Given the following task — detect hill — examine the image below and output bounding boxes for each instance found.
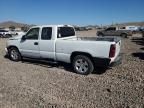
[0,21,144,29]
[0,21,33,28]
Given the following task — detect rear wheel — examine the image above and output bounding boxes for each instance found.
[9,47,21,61]
[72,55,94,75]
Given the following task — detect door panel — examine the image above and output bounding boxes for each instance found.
[39,40,55,59]
[39,27,55,60]
[20,40,40,58]
[20,28,40,58]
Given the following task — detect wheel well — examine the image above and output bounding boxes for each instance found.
[7,46,19,52]
[71,52,94,63]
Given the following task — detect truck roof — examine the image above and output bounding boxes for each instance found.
[31,25,74,28]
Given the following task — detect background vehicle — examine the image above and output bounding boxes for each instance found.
[75,27,89,31]
[97,26,132,38]
[139,27,144,32]
[0,29,12,38]
[119,26,140,31]
[10,31,25,36]
[119,26,141,34]
[5,25,122,75]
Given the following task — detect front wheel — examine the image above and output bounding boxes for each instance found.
[9,47,21,61]
[72,55,94,75]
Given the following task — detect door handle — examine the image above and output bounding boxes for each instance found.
[34,42,38,45]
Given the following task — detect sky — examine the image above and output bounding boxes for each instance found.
[0,0,144,25]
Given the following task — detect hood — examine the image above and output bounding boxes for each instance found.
[9,35,23,40]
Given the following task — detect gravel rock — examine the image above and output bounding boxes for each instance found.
[0,32,144,108]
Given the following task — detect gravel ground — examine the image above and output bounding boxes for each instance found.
[0,31,144,108]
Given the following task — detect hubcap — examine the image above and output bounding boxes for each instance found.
[75,59,89,73]
[11,50,19,60]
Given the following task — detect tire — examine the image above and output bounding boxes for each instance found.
[72,55,94,75]
[121,33,127,38]
[9,47,21,61]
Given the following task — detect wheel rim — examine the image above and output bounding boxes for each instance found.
[75,59,89,73]
[10,50,19,60]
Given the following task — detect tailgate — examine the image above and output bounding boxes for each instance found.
[96,36,121,58]
[115,39,121,58]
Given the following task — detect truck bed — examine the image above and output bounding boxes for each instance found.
[78,36,121,43]
[62,36,121,43]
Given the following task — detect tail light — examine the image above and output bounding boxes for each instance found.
[109,44,116,58]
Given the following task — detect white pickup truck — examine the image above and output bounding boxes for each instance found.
[5,25,122,75]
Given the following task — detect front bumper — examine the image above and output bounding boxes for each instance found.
[5,47,8,55]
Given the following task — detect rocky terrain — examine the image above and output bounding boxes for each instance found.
[0,31,143,108]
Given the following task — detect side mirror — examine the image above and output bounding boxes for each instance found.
[21,35,26,40]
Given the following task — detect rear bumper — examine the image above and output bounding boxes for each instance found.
[93,54,122,67]
[93,57,111,67]
[110,54,122,67]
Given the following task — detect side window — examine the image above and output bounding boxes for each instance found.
[120,27,126,29]
[106,27,116,31]
[106,28,111,31]
[25,28,39,40]
[113,27,116,30]
[57,27,75,38]
[41,27,52,40]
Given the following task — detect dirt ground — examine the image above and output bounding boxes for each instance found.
[0,30,144,108]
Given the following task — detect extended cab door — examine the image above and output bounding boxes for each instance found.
[20,27,40,58]
[39,27,55,60]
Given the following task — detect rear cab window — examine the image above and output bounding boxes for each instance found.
[57,27,75,38]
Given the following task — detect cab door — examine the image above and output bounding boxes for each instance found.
[39,27,56,60]
[20,28,40,58]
